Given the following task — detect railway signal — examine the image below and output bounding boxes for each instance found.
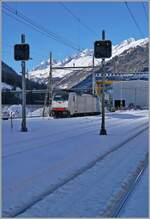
[94,30,112,135]
[94,40,112,58]
[14,34,30,132]
[14,44,30,61]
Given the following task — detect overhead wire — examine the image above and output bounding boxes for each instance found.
[3,5,80,51]
[59,2,99,37]
[141,2,148,21]
[124,2,145,38]
[3,10,67,58]
[78,19,81,51]
[3,4,81,51]
[3,3,79,49]
[3,10,64,44]
[2,41,50,59]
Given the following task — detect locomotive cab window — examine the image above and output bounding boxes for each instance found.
[53,93,69,101]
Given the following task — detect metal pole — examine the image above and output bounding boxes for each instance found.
[92,54,95,95]
[10,112,13,130]
[21,34,27,132]
[48,52,52,116]
[100,30,107,135]
[42,88,48,117]
[120,78,123,109]
[135,87,136,107]
[117,59,123,109]
[26,68,29,79]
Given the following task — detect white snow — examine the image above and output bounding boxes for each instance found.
[19,129,148,217]
[27,107,50,117]
[1,82,13,90]
[111,38,149,59]
[1,82,21,91]
[2,105,46,118]
[2,110,148,217]
[119,167,148,217]
[7,105,22,117]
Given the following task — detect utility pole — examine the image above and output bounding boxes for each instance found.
[42,52,53,117]
[100,30,107,135]
[92,54,95,95]
[115,57,122,109]
[135,87,136,106]
[48,52,53,116]
[120,81,123,109]
[43,88,48,117]
[21,34,27,132]
[26,68,29,79]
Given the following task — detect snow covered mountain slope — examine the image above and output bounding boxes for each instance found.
[29,37,148,83]
[112,38,148,58]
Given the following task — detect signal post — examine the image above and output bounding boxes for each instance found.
[21,34,27,132]
[94,30,112,135]
[14,34,30,132]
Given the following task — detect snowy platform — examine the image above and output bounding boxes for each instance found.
[2,110,149,217]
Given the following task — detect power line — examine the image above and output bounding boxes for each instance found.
[3,4,80,49]
[3,41,49,59]
[3,5,80,50]
[3,4,81,51]
[59,2,98,37]
[124,2,145,38]
[3,10,67,54]
[78,19,81,51]
[141,2,148,21]
[3,10,63,44]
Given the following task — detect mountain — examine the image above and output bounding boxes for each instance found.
[2,61,46,90]
[29,37,149,89]
[2,62,48,105]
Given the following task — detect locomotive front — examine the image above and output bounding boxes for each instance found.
[51,91,70,117]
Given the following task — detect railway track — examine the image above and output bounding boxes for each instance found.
[4,111,146,147]
[100,153,148,217]
[4,110,148,148]
[3,115,103,147]
[3,124,148,217]
[3,119,147,159]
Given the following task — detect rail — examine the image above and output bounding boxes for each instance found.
[100,153,148,217]
[5,123,148,217]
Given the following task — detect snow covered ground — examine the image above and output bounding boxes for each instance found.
[2,105,46,118]
[2,82,21,91]
[2,110,149,217]
[119,167,148,217]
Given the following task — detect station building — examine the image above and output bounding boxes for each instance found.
[110,80,148,109]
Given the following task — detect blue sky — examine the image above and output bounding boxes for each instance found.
[2,1,148,73]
